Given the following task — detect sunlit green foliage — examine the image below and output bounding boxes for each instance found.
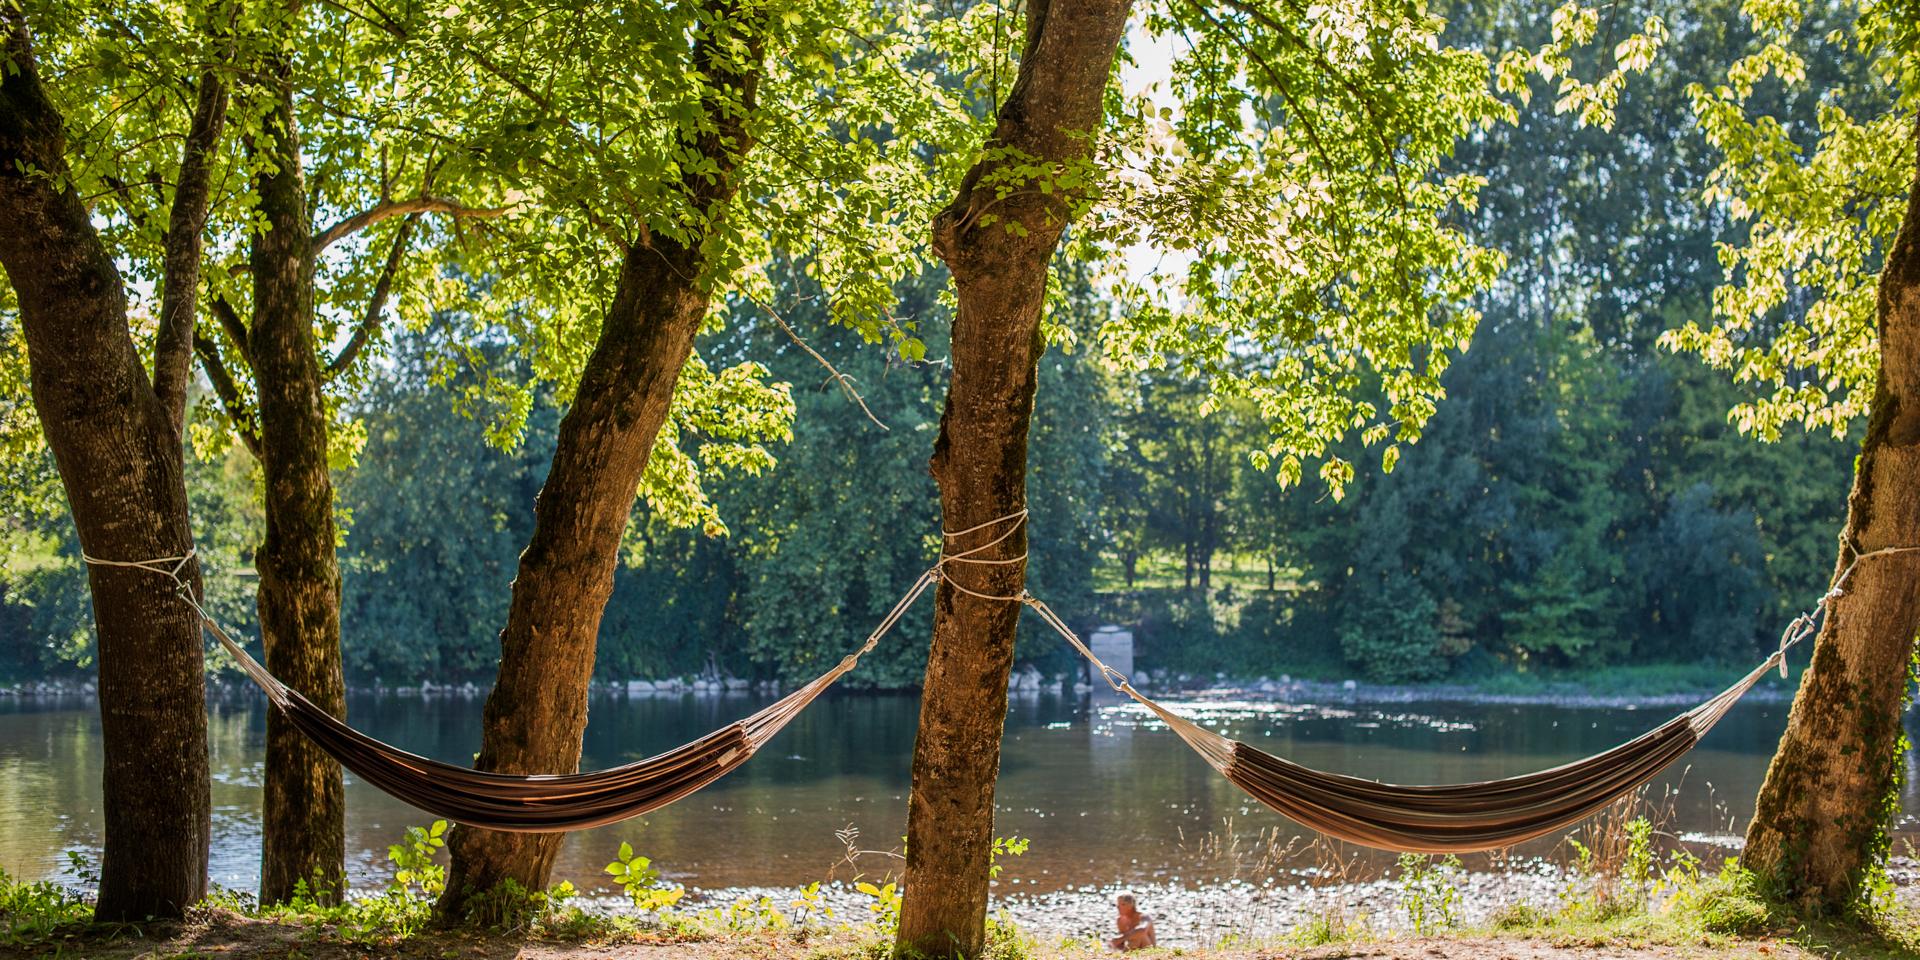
[1661,0,1919,437]
[604,841,686,914]
[1099,0,1517,498]
[389,0,964,429]
[1115,0,1860,682]
[0,308,56,530]
[1494,1,1668,129]
[0,0,1890,691]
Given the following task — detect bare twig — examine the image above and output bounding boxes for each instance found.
[744,292,890,431]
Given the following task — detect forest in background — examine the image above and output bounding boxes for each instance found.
[0,0,1872,689]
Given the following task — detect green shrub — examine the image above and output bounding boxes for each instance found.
[261,822,454,942]
[679,895,788,936]
[1396,853,1462,934]
[386,820,447,899]
[605,842,686,915]
[1341,574,1451,683]
[0,868,92,945]
[1675,865,1773,937]
[1489,901,1552,931]
[983,912,1035,960]
[1289,909,1356,946]
[854,880,900,935]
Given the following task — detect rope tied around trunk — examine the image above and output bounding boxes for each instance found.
[1764,543,1920,679]
[81,546,293,707]
[935,508,1029,602]
[79,549,197,584]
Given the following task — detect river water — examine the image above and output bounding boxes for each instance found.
[0,688,1914,898]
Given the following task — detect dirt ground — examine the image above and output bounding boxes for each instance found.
[0,912,1884,960]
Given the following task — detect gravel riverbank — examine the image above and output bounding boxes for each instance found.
[674,871,1567,944]
[645,854,1920,946]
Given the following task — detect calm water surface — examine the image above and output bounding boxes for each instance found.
[0,689,1914,895]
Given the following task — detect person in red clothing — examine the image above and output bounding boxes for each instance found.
[1108,892,1156,950]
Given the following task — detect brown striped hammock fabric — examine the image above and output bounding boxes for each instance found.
[1025,595,1790,854]
[175,557,1790,851]
[1141,662,1769,852]
[193,570,939,833]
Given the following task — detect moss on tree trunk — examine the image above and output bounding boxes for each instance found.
[247,73,349,904]
[1741,119,1920,911]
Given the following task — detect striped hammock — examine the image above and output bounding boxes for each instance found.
[89,519,1834,852]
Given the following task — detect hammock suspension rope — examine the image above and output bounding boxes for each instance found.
[79,517,1919,852]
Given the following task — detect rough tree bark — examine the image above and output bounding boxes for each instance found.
[1742,121,1920,909]
[896,1,1130,955]
[246,71,348,903]
[435,8,765,920]
[0,7,226,921]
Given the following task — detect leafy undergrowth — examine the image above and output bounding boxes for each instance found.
[0,894,1911,960]
[0,818,1914,960]
[1473,867,1920,960]
[0,912,1905,960]
[1273,823,1920,960]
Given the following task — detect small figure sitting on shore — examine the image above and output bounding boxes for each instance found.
[1108,892,1156,951]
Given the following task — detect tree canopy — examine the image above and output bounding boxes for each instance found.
[0,0,1888,690]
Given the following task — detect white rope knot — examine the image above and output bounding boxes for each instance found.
[78,547,294,705]
[81,547,198,590]
[936,509,1029,603]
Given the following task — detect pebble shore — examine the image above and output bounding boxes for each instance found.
[641,854,1920,946]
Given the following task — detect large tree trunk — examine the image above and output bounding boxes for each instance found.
[437,242,711,917]
[896,1,1129,955]
[1741,121,1920,910]
[436,13,763,910]
[0,8,221,921]
[247,75,348,904]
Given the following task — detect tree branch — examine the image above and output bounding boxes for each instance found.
[208,295,253,368]
[152,60,233,434]
[311,196,510,256]
[1216,0,1408,202]
[193,331,261,457]
[326,213,417,378]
